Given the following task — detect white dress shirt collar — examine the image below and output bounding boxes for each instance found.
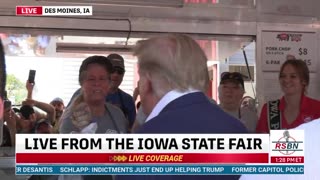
[145,89,200,123]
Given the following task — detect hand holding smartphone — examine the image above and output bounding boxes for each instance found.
[4,100,11,110]
[27,70,36,99]
[3,90,11,109]
[28,70,36,84]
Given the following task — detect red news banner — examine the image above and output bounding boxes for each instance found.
[16,134,271,164]
[16,153,268,164]
[16,6,92,16]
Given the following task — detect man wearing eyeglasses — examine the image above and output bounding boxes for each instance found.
[218,72,258,132]
[106,54,136,129]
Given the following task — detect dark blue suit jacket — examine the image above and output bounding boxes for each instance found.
[117,92,247,180]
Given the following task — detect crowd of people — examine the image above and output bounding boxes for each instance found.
[1,33,319,180]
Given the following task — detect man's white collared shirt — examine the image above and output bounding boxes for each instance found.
[145,89,199,123]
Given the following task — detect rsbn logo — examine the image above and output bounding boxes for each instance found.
[272,130,303,155]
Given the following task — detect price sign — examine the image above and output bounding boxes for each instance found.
[298,48,308,56]
[261,31,317,72]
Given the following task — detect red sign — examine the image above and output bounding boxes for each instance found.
[16,6,42,16]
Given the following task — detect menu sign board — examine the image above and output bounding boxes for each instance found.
[261,31,317,72]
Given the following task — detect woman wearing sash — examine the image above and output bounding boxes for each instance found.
[256,59,320,133]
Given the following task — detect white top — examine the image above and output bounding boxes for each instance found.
[240,119,320,180]
[145,89,199,123]
[136,106,147,124]
[219,105,258,132]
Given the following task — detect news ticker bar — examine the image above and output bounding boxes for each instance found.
[16,165,304,175]
[16,153,269,164]
[16,6,92,16]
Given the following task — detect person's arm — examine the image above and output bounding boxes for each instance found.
[256,103,269,133]
[66,88,81,108]
[25,80,56,121]
[26,80,34,99]
[4,109,18,145]
[23,99,55,123]
[8,124,16,146]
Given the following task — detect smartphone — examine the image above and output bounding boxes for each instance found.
[28,70,36,84]
[3,90,11,109]
[4,100,11,109]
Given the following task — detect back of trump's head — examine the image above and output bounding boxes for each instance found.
[133,34,209,97]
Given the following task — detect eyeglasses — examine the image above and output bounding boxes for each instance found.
[221,72,243,80]
[220,72,245,90]
[112,68,125,75]
[220,84,241,90]
[85,77,110,84]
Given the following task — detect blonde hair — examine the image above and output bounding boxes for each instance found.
[133,34,209,97]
